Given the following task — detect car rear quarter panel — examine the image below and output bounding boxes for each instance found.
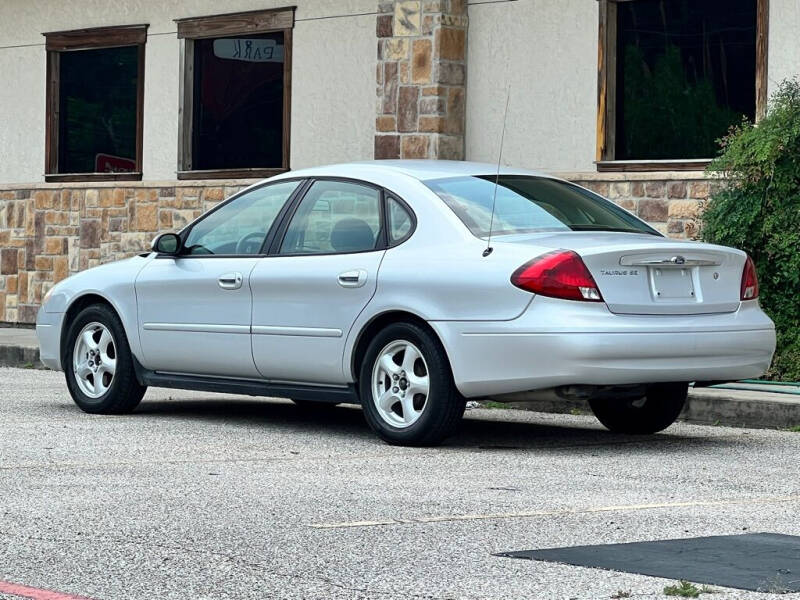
[430,296,776,397]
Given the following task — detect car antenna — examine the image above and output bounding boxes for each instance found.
[483,87,511,258]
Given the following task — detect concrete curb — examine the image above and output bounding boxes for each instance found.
[0,344,42,369]
[494,386,800,431]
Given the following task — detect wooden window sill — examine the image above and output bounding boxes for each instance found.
[44,172,143,183]
[177,168,288,181]
[596,159,711,173]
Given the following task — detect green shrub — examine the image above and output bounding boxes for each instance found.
[702,78,800,381]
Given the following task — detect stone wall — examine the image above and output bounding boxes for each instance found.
[0,173,716,326]
[566,174,715,239]
[0,182,248,324]
[375,0,468,160]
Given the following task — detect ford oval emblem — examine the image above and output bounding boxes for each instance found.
[671,256,686,265]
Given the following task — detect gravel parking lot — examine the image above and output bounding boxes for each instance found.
[1,367,800,600]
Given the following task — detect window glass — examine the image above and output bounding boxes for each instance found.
[280,181,382,254]
[425,176,658,238]
[58,46,139,173]
[616,0,756,159]
[388,196,413,244]
[183,180,299,255]
[192,32,285,170]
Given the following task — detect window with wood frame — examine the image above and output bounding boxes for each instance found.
[596,0,769,172]
[43,25,147,182]
[176,7,294,180]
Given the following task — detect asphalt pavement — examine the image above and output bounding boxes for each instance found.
[1,367,800,599]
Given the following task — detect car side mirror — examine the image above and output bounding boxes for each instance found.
[152,232,181,255]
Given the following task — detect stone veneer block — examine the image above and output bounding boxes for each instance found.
[375,134,401,159]
[394,1,421,36]
[412,39,432,83]
[401,135,430,158]
[397,86,420,132]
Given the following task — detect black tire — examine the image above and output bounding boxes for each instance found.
[63,303,146,415]
[589,382,689,434]
[290,399,340,410]
[359,322,466,446]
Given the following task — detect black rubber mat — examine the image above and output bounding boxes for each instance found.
[497,533,800,593]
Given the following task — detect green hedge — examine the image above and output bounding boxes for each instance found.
[702,79,800,381]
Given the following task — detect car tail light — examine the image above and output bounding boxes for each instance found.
[740,255,759,300]
[511,250,604,302]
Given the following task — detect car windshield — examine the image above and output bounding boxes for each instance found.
[425,175,659,238]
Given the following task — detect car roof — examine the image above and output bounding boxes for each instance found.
[277,160,554,183]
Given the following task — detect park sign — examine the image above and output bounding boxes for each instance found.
[213,38,284,63]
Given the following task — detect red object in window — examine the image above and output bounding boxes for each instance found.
[95,153,136,173]
[740,255,759,300]
[511,250,604,302]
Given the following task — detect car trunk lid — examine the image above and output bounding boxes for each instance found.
[496,232,745,315]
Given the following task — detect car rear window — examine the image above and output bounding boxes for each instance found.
[425,175,659,237]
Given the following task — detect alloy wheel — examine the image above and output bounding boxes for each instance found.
[73,322,117,399]
[371,340,430,428]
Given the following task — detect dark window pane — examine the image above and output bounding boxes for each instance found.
[616,0,757,160]
[58,46,139,173]
[192,32,285,170]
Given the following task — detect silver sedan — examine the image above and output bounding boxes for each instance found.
[36,161,776,445]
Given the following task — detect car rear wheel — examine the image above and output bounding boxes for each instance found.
[63,304,146,414]
[589,382,689,434]
[359,322,465,446]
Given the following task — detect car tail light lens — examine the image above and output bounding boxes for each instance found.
[511,250,604,302]
[740,255,759,300]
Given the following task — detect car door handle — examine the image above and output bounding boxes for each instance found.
[338,269,367,288]
[218,272,243,290]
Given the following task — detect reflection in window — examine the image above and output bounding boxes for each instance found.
[192,32,285,170]
[280,181,382,255]
[426,176,657,237]
[183,180,299,255]
[616,0,757,160]
[388,196,413,244]
[58,46,139,173]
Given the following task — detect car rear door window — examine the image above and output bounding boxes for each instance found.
[279,181,383,255]
[183,180,300,255]
[387,196,413,245]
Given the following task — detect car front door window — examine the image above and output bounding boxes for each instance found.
[183,180,300,255]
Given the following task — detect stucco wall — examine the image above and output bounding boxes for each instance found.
[465,0,599,172]
[768,0,800,98]
[0,0,377,185]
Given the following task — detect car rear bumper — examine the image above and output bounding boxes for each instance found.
[431,298,776,398]
[36,308,64,371]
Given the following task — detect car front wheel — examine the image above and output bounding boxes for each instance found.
[63,303,146,414]
[588,382,689,434]
[359,322,465,446]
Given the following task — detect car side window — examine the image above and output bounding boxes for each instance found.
[183,180,300,255]
[387,195,413,245]
[279,180,383,255]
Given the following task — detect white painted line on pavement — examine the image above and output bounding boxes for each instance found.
[309,494,800,529]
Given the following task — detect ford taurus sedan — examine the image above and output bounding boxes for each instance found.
[36,161,776,445]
